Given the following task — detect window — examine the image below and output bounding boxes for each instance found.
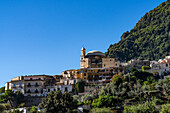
[166,64,168,67]
[27,83,31,87]
[48,89,50,92]
[13,84,16,87]
[27,89,31,93]
[35,82,38,86]
[35,89,38,93]
[41,90,43,94]
[65,87,68,92]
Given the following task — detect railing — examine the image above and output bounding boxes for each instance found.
[27,85,31,87]
[35,84,40,87]
[19,86,23,88]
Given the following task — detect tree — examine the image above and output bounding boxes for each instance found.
[30,106,39,113]
[100,73,129,99]
[0,90,24,107]
[62,92,77,112]
[124,101,158,113]
[92,94,122,108]
[130,67,137,73]
[40,91,77,113]
[81,94,94,102]
[0,89,15,103]
[0,86,5,94]
[75,81,85,93]
[0,104,5,113]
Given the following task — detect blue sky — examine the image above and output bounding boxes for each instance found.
[0,0,166,87]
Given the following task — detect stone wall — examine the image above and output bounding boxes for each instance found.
[23,96,43,107]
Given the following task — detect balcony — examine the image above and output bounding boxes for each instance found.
[27,90,31,93]
[35,84,40,87]
[27,85,31,87]
[12,86,16,88]
[35,90,39,93]
[19,86,23,88]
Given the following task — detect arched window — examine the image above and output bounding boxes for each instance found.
[27,83,31,87]
[48,89,50,92]
[35,82,38,86]
[27,89,31,93]
[35,89,38,93]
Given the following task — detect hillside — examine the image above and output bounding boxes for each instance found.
[106,0,170,62]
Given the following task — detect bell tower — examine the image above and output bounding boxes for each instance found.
[80,47,86,68]
[81,47,86,58]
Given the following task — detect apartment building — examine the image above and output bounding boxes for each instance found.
[5,75,72,96]
[159,56,170,76]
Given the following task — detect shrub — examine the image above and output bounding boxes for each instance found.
[92,95,122,108]
[142,66,151,71]
[0,104,5,113]
[160,104,170,113]
[124,101,158,113]
[89,107,112,113]
[30,106,39,113]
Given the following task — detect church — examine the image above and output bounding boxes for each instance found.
[80,47,121,68]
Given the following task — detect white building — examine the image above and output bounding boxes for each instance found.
[159,56,170,76]
[5,75,73,97]
[43,85,72,96]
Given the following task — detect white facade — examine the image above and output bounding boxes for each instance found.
[159,59,170,76]
[43,85,72,96]
[24,80,44,96]
[6,81,25,94]
[5,75,73,97]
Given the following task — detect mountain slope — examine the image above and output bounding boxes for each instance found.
[106,0,170,62]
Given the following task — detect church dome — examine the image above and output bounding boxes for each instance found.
[85,50,105,57]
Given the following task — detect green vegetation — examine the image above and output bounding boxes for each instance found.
[40,90,77,113]
[88,70,170,112]
[0,90,24,108]
[142,66,151,70]
[0,87,5,94]
[0,103,10,113]
[0,104,5,113]
[92,95,122,108]
[75,81,85,93]
[106,0,170,61]
[89,107,112,113]
[160,104,170,113]
[124,102,170,113]
[29,106,40,113]
[71,69,170,112]
[124,101,158,113]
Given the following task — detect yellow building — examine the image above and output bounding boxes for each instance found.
[61,67,125,85]
[80,47,120,68]
[60,47,126,85]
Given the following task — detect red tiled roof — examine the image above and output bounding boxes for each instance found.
[160,60,170,64]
